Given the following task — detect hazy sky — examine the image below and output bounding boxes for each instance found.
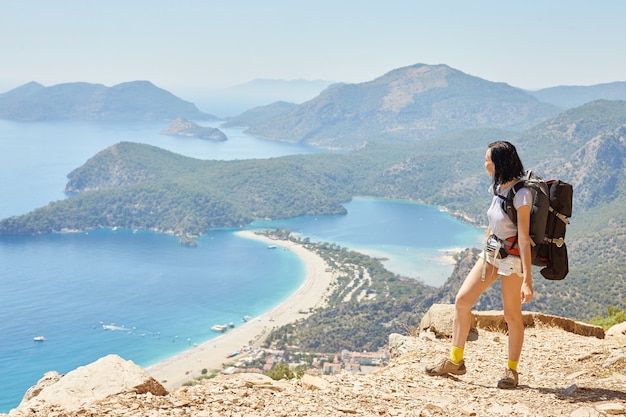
[2,1,625,96]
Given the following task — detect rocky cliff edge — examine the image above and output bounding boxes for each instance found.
[5,305,625,417]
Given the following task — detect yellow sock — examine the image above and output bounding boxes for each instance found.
[507,359,519,371]
[450,346,464,364]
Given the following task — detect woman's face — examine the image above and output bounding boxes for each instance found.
[484,148,495,178]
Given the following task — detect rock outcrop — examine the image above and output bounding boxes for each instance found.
[9,355,166,416]
[607,321,626,339]
[419,303,606,339]
[5,309,625,417]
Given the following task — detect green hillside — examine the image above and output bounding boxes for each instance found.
[1,101,626,321]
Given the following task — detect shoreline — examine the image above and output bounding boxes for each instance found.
[146,230,335,389]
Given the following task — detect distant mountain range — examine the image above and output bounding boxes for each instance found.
[528,81,626,108]
[0,80,218,122]
[243,64,561,149]
[203,75,626,119]
[226,65,626,150]
[2,64,625,131]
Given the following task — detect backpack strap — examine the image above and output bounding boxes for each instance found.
[549,206,570,225]
[497,176,537,254]
[544,206,569,248]
[497,179,525,224]
[544,235,565,248]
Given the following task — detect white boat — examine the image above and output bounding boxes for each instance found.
[102,324,128,331]
[242,315,253,322]
[33,336,46,341]
[211,324,228,333]
[267,245,277,249]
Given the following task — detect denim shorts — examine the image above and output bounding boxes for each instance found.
[480,248,523,276]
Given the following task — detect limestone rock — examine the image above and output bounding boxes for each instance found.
[300,374,330,390]
[530,312,606,339]
[11,354,166,414]
[596,402,626,415]
[419,303,457,338]
[472,309,535,332]
[19,371,62,403]
[606,321,626,338]
[602,347,626,368]
[420,304,605,339]
[388,332,424,358]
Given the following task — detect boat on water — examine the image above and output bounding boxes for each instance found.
[102,324,129,331]
[211,324,228,333]
[242,315,253,322]
[267,245,277,249]
[33,336,46,341]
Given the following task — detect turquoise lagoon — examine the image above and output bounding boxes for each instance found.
[0,121,483,411]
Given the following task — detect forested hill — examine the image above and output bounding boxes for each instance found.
[3,131,501,239]
[1,100,625,319]
[0,80,218,122]
[5,100,626,240]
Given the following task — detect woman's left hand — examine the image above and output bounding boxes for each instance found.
[521,282,534,304]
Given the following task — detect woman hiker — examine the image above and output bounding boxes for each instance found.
[425,140,534,389]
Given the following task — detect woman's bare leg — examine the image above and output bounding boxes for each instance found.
[452,258,499,349]
[500,273,525,362]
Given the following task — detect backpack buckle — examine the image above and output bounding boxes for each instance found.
[547,237,565,248]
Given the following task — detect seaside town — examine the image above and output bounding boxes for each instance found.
[212,345,389,382]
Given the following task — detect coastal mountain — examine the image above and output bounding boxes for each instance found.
[2,102,626,241]
[244,63,562,149]
[2,100,626,320]
[0,81,218,122]
[508,100,626,203]
[221,101,298,128]
[529,81,626,108]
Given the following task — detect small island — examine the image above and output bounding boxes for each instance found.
[161,118,227,141]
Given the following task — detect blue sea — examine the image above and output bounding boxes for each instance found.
[0,120,483,412]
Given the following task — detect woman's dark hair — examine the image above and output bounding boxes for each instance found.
[488,141,524,191]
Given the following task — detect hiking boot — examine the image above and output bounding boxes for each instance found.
[425,358,466,376]
[497,368,518,389]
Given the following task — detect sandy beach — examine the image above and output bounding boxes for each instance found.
[436,247,466,265]
[147,230,335,389]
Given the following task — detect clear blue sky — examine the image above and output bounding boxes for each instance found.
[2,1,625,96]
